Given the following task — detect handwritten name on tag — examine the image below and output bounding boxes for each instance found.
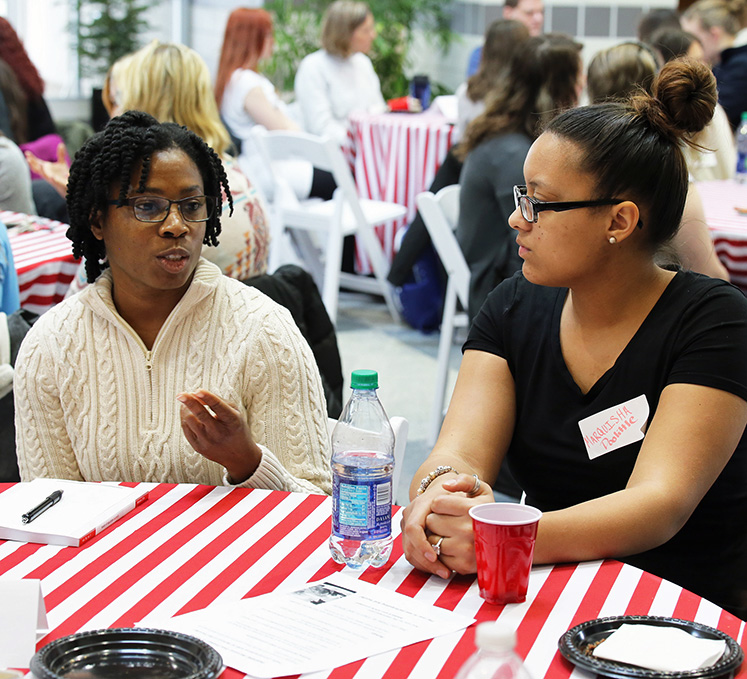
[578,395,649,460]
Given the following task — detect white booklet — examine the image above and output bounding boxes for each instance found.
[0,478,149,547]
[138,571,475,678]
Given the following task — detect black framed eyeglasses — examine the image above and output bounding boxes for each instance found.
[107,195,219,223]
[513,185,625,223]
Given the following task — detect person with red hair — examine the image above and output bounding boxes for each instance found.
[215,8,334,201]
[0,17,55,143]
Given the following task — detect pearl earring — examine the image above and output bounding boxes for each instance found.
[609,236,617,244]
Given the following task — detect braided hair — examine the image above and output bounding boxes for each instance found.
[66,110,233,283]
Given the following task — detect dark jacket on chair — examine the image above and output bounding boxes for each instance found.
[1,309,38,481]
[243,265,344,418]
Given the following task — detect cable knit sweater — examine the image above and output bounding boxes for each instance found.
[14,259,332,494]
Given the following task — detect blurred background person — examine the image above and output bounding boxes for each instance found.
[682,0,747,129]
[294,0,386,146]
[456,33,584,322]
[0,58,30,146]
[28,40,270,286]
[387,19,531,295]
[109,41,271,282]
[0,17,55,144]
[0,132,35,214]
[215,7,335,202]
[636,7,682,44]
[586,41,658,103]
[466,0,545,77]
[587,42,729,281]
[648,27,736,180]
[455,19,530,141]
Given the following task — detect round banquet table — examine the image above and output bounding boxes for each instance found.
[1,483,744,679]
[2,211,77,314]
[346,110,455,274]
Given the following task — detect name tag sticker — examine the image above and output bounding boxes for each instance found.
[578,394,649,460]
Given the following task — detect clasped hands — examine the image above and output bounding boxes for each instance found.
[401,473,493,579]
[177,389,261,484]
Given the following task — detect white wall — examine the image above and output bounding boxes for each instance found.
[5,0,682,120]
[413,0,681,92]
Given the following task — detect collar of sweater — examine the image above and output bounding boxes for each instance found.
[81,257,222,328]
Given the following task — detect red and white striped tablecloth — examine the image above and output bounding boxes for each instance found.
[3,211,77,314]
[696,180,747,293]
[1,483,743,678]
[347,111,454,273]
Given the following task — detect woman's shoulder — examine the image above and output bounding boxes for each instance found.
[20,294,90,353]
[462,132,531,179]
[476,131,531,154]
[298,50,326,69]
[230,68,270,91]
[349,52,376,73]
[668,270,747,312]
[466,131,531,163]
[218,276,296,323]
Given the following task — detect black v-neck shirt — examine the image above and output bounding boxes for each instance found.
[465,270,747,616]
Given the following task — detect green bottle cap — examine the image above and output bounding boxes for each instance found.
[350,369,378,389]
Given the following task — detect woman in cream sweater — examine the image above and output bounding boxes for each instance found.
[14,111,331,494]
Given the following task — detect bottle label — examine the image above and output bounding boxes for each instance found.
[332,475,392,540]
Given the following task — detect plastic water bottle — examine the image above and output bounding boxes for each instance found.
[410,74,431,110]
[455,623,534,679]
[329,369,395,568]
[736,112,747,183]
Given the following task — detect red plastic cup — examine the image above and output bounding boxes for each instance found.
[469,503,542,604]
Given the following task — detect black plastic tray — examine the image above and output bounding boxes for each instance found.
[30,627,223,679]
[558,615,743,679]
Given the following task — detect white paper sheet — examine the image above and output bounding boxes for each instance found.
[0,579,48,669]
[139,572,474,678]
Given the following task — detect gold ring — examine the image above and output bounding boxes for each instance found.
[432,536,445,556]
[466,474,481,497]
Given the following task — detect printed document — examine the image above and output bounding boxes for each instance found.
[139,571,474,677]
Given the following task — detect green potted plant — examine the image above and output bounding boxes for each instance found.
[74,0,151,83]
[72,0,151,129]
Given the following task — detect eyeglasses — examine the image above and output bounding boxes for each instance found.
[107,195,218,223]
[513,185,624,223]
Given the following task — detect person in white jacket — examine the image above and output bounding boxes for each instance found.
[294,1,387,146]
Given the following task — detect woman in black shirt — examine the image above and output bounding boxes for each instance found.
[401,57,747,618]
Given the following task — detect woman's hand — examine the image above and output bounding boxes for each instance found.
[24,142,70,198]
[178,389,262,484]
[401,473,493,579]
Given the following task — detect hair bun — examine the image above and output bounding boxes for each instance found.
[630,57,717,142]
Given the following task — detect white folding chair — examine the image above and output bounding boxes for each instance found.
[416,186,470,446]
[249,127,407,324]
[327,415,409,505]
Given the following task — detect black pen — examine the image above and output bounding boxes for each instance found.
[22,490,63,524]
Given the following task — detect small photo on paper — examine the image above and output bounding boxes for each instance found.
[292,583,353,605]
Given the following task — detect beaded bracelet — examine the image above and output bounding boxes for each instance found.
[416,465,459,495]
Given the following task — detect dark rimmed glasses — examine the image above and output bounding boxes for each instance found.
[513,185,625,223]
[107,195,219,223]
